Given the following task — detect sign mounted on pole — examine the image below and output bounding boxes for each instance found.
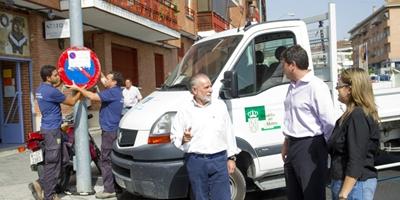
[58,46,101,89]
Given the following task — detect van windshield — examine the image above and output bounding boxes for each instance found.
[162,35,243,90]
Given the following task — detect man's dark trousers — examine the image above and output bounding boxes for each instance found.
[100,131,117,193]
[284,135,328,200]
[39,128,68,200]
[185,151,230,200]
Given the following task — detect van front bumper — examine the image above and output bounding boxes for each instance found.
[111,143,188,199]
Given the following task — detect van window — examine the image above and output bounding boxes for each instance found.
[236,43,256,96]
[234,31,296,97]
[163,35,242,90]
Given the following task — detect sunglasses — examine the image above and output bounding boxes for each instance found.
[335,83,350,90]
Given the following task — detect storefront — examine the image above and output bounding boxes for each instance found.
[0,10,33,145]
[0,3,182,146]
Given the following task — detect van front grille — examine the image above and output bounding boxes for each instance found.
[118,129,137,147]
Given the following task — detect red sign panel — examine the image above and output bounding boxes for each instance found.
[58,46,101,89]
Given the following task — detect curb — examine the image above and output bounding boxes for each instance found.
[0,148,22,158]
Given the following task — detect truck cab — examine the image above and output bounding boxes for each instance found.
[111,20,315,200]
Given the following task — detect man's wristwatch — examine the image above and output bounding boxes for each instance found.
[228,155,237,162]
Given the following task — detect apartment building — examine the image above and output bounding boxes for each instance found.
[0,0,261,145]
[337,40,353,71]
[349,0,400,74]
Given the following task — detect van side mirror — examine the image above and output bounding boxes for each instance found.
[220,71,238,99]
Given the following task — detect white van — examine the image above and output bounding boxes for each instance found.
[111,20,400,200]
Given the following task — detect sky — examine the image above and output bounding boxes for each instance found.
[266,0,385,40]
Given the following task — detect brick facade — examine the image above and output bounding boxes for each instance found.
[1,7,180,142]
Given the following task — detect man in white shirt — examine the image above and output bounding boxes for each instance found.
[122,78,142,114]
[170,73,240,200]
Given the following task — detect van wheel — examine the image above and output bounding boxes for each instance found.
[230,169,246,200]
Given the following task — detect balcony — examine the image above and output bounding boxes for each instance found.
[197,11,229,32]
[107,0,179,30]
[57,0,181,43]
[13,0,180,44]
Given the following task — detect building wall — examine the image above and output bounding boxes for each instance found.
[6,8,180,135]
[350,6,395,69]
[28,0,60,10]
[386,0,400,3]
[179,36,195,62]
[351,3,400,69]
[367,17,386,65]
[229,1,246,28]
[388,8,400,60]
[90,32,177,96]
[28,12,76,131]
[176,0,197,36]
[29,14,67,90]
[20,62,33,136]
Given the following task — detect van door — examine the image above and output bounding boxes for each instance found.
[226,31,297,171]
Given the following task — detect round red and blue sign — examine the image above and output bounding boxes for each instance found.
[58,46,101,89]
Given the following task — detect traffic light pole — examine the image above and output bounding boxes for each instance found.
[69,0,93,194]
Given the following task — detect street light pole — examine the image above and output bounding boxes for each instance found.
[69,0,93,194]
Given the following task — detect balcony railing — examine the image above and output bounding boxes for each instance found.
[106,0,179,30]
[197,11,229,32]
[185,6,195,20]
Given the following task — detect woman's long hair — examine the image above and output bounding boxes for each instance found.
[339,68,379,124]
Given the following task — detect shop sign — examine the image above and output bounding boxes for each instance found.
[45,19,70,39]
[0,11,30,57]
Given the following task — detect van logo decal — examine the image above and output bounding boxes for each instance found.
[245,106,265,133]
[245,106,281,132]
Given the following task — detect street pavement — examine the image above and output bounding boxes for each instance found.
[0,129,113,200]
[1,130,400,200]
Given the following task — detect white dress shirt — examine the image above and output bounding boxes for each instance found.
[283,72,336,141]
[122,86,142,108]
[171,99,240,157]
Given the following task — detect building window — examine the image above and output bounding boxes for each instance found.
[384,11,389,19]
[385,43,390,54]
[185,0,195,19]
[384,27,390,37]
[395,62,400,69]
[198,0,211,12]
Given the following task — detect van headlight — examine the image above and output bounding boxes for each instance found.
[148,112,176,144]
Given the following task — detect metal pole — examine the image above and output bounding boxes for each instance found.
[328,3,338,105]
[69,0,93,194]
[258,0,262,22]
[328,3,343,118]
[264,0,267,22]
[70,0,83,46]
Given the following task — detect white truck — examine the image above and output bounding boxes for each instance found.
[111,6,400,200]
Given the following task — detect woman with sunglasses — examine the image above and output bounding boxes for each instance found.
[328,68,380,200]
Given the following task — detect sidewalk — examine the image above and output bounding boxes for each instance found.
[0,129,118,200]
